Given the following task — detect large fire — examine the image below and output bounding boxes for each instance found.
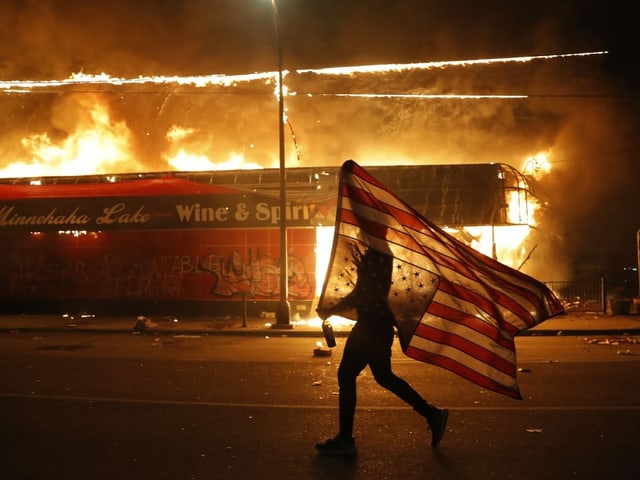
[0,53,569,285]
[0,50,602,177]
[442,151,552,271]
[2,95,135,177]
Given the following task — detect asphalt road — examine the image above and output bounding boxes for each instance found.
[0,330,639,480]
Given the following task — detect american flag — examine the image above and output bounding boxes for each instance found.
[317,160,564,399]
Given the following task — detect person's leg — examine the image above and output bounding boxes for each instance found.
[369,349,433,412]
[368,339,449,447]
[337,330,368,439]
[316,329,367,457]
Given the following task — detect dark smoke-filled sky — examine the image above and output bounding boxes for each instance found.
[0,0,638,283]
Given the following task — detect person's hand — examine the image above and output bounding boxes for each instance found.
[316,306,331,320]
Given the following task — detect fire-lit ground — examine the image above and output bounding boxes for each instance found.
[0,325,638,479]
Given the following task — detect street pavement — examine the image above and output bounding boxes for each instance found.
[1,310,639,479]
[1,310,639,337]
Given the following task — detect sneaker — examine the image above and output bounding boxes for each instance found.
[428,408,449,447]
[315,435,357,457]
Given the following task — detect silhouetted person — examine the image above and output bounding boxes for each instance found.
[315,246,448,457]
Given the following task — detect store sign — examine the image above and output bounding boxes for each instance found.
[0,194,318,231]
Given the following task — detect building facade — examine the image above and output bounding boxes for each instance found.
[0,163,536,317]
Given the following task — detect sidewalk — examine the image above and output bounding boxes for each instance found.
[0,311,639,337]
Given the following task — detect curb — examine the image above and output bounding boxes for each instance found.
[2,325,639,337]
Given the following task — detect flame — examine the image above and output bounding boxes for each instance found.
[0,51,605,93]
[0,53,568,276]
[0,71,278,92]
[0,51,605,178]
[459,224,532,267]
[310,93,527,99]
[297,51,607,76]
[315,226,335,297]
[441,156,551,269]
[507,180,536,225]
[167,151,263,171]
[165,126,264,171]
[0,96,267,178]
[522,152,552,179]
[1,96,135,177]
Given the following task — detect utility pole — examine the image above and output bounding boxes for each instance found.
[271,0,291,328]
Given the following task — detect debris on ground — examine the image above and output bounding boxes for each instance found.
[133,315,157,333]
[583,335,638,356]
[584,336,638,346]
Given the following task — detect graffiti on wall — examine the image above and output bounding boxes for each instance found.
[191,249,312,299]
[7,247,313,301]
[8,251,89,297]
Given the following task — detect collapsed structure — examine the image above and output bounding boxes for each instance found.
[0,163,538,316]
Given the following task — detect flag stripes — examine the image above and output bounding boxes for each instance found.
[425,297,518,351]
[404,343,519,398]
[340,184,551,331]
[413,322,516,374]
[319,160,564,399]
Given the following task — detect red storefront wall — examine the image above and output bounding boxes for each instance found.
[1,227,316,316]
[0,176,318,316]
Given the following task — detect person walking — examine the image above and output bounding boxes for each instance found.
[315,245,448,457]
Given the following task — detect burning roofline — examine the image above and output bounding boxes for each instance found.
[0,162,537,229]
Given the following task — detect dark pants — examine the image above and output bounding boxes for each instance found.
[337,322,433,438]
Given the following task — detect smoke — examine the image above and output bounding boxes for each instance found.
[0,0,636,277]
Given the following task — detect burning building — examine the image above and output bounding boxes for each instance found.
[0,162,543,317]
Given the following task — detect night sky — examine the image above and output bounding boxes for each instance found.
[0,0,637,284]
